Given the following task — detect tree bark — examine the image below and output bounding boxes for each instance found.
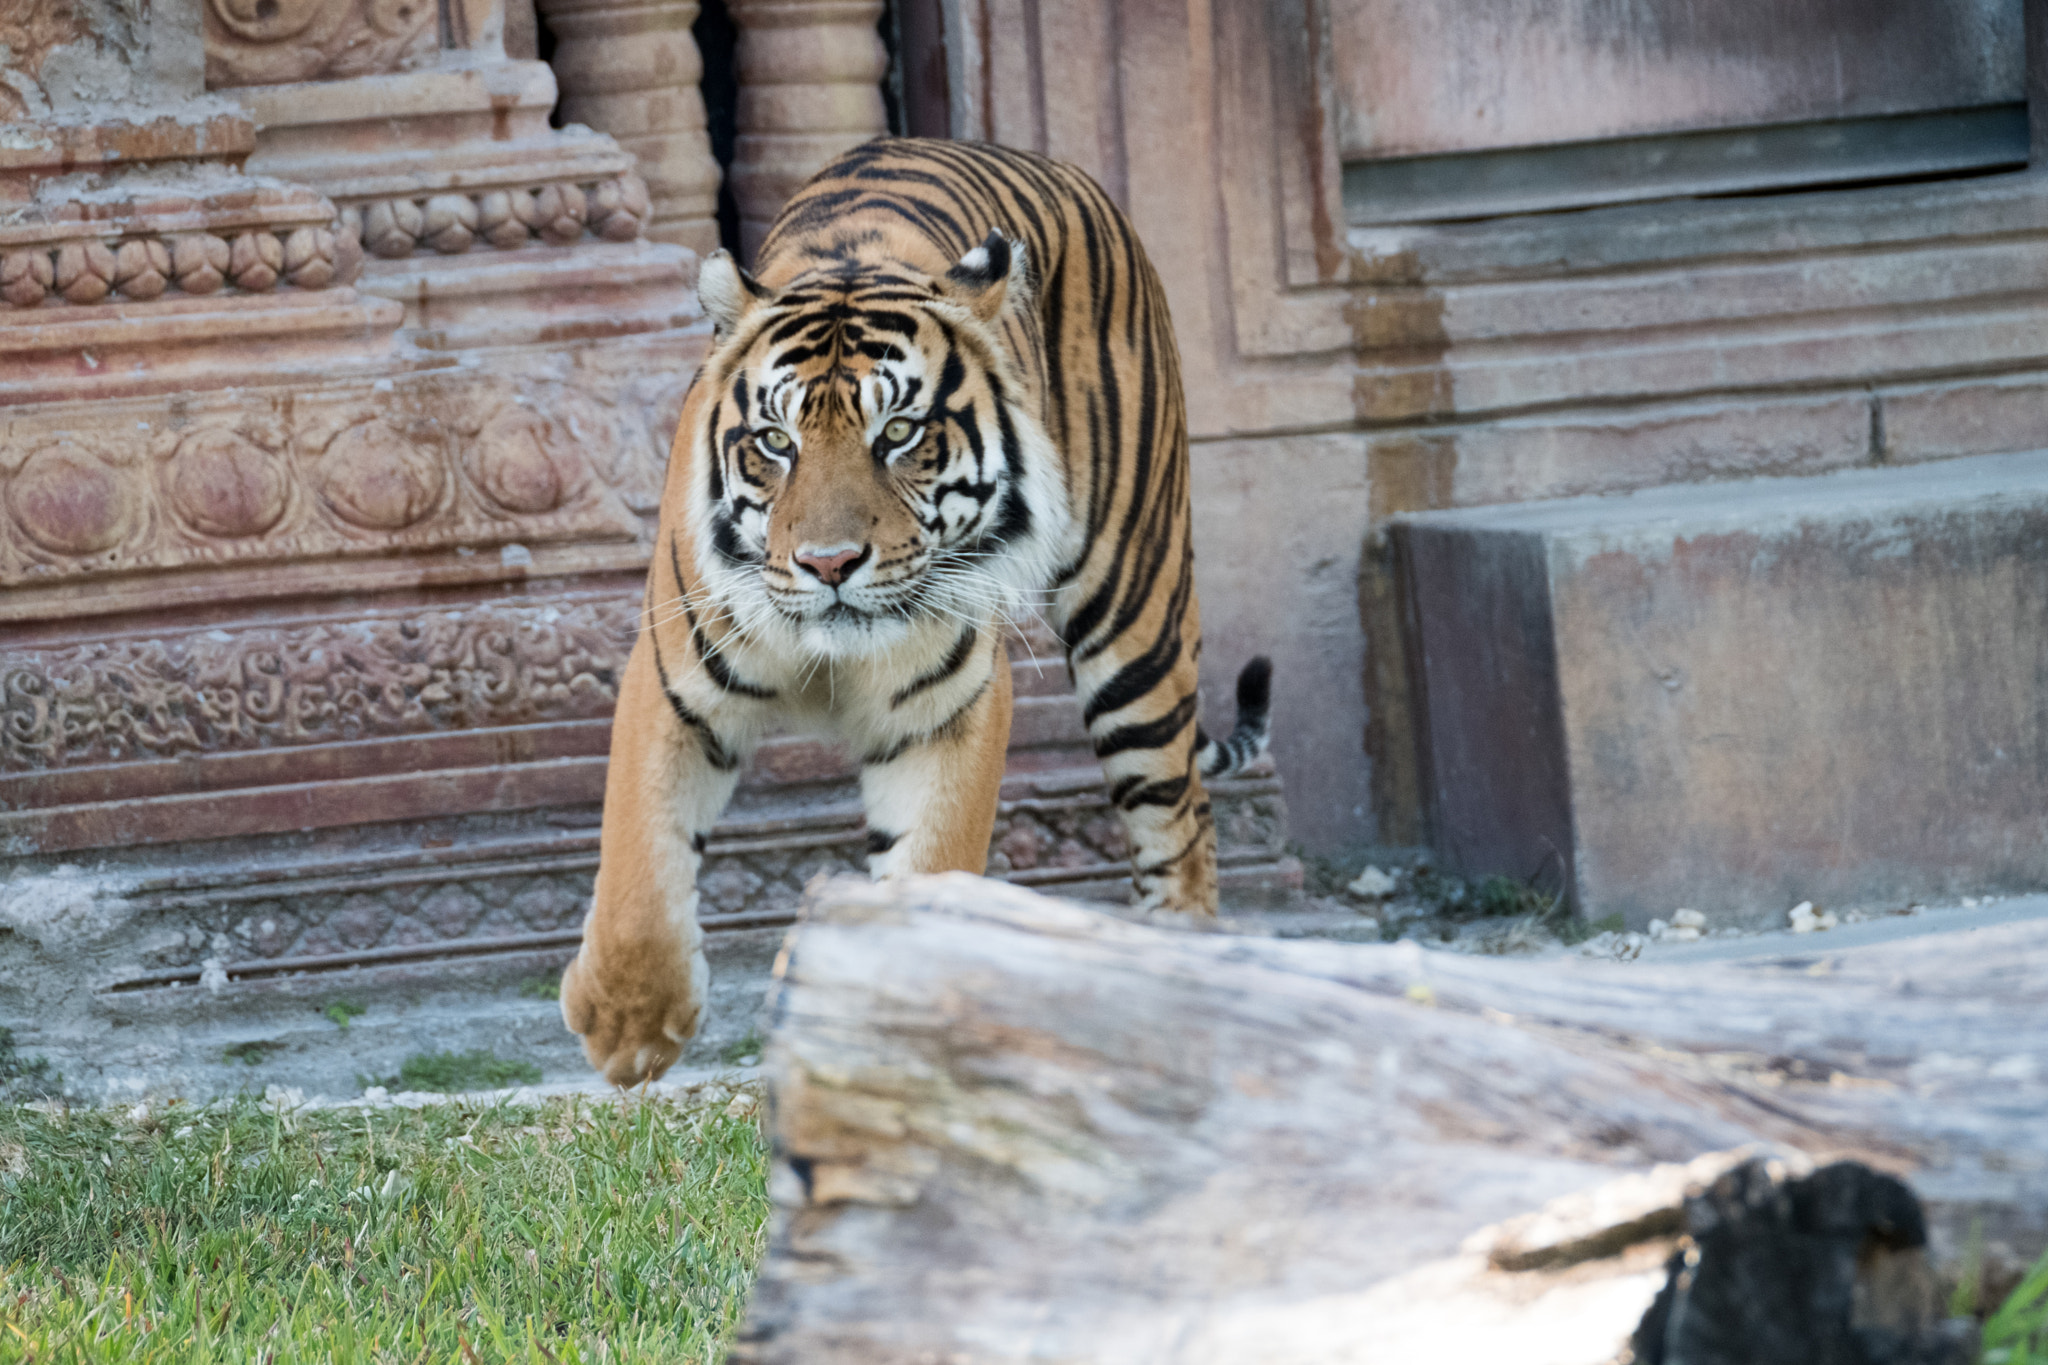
[736,875,2048,1364]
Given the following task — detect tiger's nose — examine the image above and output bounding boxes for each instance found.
[794,542,869,587]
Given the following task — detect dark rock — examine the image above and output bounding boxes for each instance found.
[1631,1159,1979,1365]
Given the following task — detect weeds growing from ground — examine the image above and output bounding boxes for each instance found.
[376,1050,545,1094]
[323,1000,367,1031]
[718,1032,764,1067]
[0,1089,769,1362]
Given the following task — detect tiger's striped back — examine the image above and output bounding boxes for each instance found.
[754,138,1271,908]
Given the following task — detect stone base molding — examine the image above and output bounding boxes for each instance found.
[339,173,653,258]
[0,201,359,308]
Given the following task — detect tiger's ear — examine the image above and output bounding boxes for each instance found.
[699,249,771,334]
[946,230,1028,323]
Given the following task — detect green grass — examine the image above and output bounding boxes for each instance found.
[0,1088,770,1362]
[518,979,561,1003]
[1982,1244,2048,1364]
[377,1050,545,1095]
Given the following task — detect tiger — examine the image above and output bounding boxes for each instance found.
[559,137,1273,1086]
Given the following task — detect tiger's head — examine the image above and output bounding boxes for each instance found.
[687,232,1071,658]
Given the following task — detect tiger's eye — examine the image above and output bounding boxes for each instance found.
[761,429,793,452]
[883,418,915,445]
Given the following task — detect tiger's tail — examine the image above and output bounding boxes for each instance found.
[1196,656,1273,779]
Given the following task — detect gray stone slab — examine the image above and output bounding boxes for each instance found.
[1395,449,2048,927]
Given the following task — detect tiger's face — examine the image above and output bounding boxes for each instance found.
[690,234,1068,657]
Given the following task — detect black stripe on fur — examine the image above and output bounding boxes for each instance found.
[651,633,739,772]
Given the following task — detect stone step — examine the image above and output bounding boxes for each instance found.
[17,767,1293,1101]
[1394,447,2048,927]
[91,765,1292,994]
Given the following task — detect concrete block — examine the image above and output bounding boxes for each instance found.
[1395,449,2048,925]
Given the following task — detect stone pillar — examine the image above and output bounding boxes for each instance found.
[728,0,889,261]
[536,0,724,254]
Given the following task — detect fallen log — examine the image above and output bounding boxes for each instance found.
[735,875,2048,1364]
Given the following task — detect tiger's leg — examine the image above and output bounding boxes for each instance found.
[1066,585,1219,917]
[560,630,745,1086]
[859,637,1013,876]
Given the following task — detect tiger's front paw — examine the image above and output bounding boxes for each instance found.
[559,945,703,1087]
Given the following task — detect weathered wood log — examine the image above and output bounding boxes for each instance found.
[736,875,2048,1364]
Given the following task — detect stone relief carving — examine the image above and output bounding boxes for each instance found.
[337,174,652,258]
[0,224,360,307]
[0,0,89,120]
[0,596,638,770]
[0,367,687,588]
[203,0,439,90]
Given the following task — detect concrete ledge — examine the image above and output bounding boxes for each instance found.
[1394,449,2048,925]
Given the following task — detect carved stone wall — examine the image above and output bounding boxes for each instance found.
[0,5,706,880]
[0,0,1299,1097]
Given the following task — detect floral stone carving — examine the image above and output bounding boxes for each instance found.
[0,595,638,770]
[0,365,684,588]
[203,0,438,89]
[6,440,139,556]
[0,1,89,121]
[167,431,291,538]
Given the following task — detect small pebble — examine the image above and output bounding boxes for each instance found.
[1577,931,1646,962]
[725,1091,758,1118]
[1788,901,1839,933]
[1646,918,1669,941]
[1666,924,1702,942]
[1962,897,1980,909]
[1346,866,1398,900]
[1670,908,1706,930]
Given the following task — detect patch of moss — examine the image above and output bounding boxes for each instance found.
[380,1049,542,1094]
[222,1039,287,1066]
[517,976,561,1001]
